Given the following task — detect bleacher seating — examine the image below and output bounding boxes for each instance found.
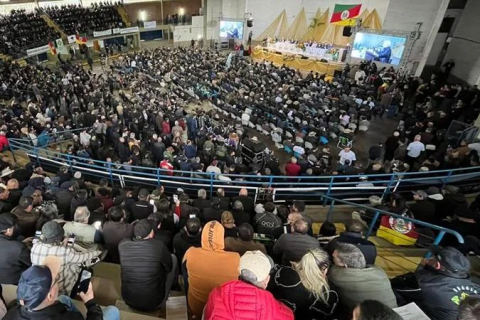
[44,3,124,36]
[0,9,60,56]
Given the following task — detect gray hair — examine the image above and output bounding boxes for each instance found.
[335,243,366,268]
[198,188,207,199]
[240,269,263,288]
[41,204,59,220]
[74,206,90,223]
[233,200,244,211]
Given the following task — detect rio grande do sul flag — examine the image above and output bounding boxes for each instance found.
[330,4,362,26]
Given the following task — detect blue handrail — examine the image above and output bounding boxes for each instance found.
[320,194,465,246]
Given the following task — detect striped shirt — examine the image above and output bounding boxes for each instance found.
[31,242,101,296]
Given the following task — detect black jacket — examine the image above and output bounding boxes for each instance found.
[54,189,74,220]
[102,221,134,264]
[326,232,377,265]
[202,206,223,223]
[0,234,31,285]
[119,238,173,311]
[213,196,231,211]
[391,268,480,320]
[231,196,255,216]
[130,200,154,222]
[4,299,103,320]
[192,198,210,212]
[410,200,436,224]
[173,229,201,263]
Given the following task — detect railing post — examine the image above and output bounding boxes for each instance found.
[268,175,274,187]
[8,142,17,164]
[157,168,161,187]
[209,172,214,198]
[34,147,40,167]
[108,162,114,187]
[442,171,453,188]
[323,176,335,206]
[424,231,446,258]
[326,199,335,221]
[365,210,381,240]
[382,173,396,199]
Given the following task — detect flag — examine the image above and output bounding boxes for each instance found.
[55,38,64,48]
[376,215,418,246]
[330,4,362,26]
[75,34,87,44]
[67,35,76,44]
[48,42,57,55]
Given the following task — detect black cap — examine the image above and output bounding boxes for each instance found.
[431,246,470,276]
[0,213,17,232]
[138,189,149,198]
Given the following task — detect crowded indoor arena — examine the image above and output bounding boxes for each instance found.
[0,0,479,319]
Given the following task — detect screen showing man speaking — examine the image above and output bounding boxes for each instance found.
[220,21,244,39]
[351,33,407,65]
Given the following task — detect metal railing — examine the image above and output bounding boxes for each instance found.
[7,133,480,202]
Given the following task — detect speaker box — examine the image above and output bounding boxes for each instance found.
[343,26,352,37]
[247,19,253,27]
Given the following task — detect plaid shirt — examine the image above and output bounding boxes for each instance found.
[31,242,101,296]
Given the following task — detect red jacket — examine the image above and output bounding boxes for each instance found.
[204,280,294,320]
[285,163,301,176]
[162,122,171,134]
[0,135,8,151]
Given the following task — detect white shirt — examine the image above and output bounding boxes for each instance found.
[407,141,425,158]
[338,150,356,165]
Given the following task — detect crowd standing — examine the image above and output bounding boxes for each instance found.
[0,30,479,320]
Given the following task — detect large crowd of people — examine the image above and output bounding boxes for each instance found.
[0,14,480,319]
[0,9,60,57]
[43,2,124,36]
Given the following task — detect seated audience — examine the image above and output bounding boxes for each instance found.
[173,217,202,263]
[225,223,266,256]
[204,250,294,320]
[329,243,397,316]
[232,188,255,218]
[273,218,320,264]
[318,221,338,246]
[118,219,176,311]
[63,206,102,251]
[102,206,133,264]
[12,196,39,238]
[4,255,119,320]
[391,246,480,320]
[268,248,338,319]
[253,202,283,239]
[31,221,102,296]
[130,188,155,221]
[183,221,240,318]
[0,213,31,284]
[231,200,251,225]
[202,198,223,222]
[221,211,238,238]
[192,189,210,212]
[326,220,377,265]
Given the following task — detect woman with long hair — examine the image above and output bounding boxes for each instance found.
[268,248,338,320]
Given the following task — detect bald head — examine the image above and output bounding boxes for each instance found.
[292,218,308,234]
[239,188,248,196]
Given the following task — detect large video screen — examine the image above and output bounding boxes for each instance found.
[351,33,407,65]
[219,20,244,39]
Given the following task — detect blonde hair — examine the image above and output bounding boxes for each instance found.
[292,248,330,303]
[221,211,235,225]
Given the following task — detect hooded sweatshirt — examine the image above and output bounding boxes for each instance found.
[184,221,240,318]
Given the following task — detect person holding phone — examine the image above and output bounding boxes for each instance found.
[4,256,120,320]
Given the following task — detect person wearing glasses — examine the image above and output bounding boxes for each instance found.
[268,248,337,320]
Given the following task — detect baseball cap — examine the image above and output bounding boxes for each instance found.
[134,219,154,239]
[412,190,428,199]
[0,212,17,232]
[138,188,150,198]
[430,246,470,276]
[17,256,61,310]
[41,221,65,243]
[239,251,273,283]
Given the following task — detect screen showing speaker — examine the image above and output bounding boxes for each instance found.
[351,33,407,65]
[219,21,244,39]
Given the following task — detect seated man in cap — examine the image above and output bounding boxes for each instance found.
[204,250,294,320]
[31,221,102,296]
[11,196,39,238]
[0,213,31,285]
[391,246,480,320]
[4,255,120,320]
[118,219,177,312]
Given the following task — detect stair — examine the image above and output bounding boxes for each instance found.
[116,5,132,27]
[41,14,67,39]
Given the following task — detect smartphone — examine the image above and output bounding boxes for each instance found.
[149,199,155,205]
[173,194,178,202]
[78,270,92,294]
[189,214,196,218]
[67,234,76,246]
[283,225,288,234]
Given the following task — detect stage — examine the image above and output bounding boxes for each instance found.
[251,46,345,76]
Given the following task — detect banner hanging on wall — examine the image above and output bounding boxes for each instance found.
[26,45,50,57]
[93,29,112,37]
[330,4,362,26]
[143,21,157,29]
[120,26,140,34]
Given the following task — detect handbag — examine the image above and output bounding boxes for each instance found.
[377,211,418,246]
